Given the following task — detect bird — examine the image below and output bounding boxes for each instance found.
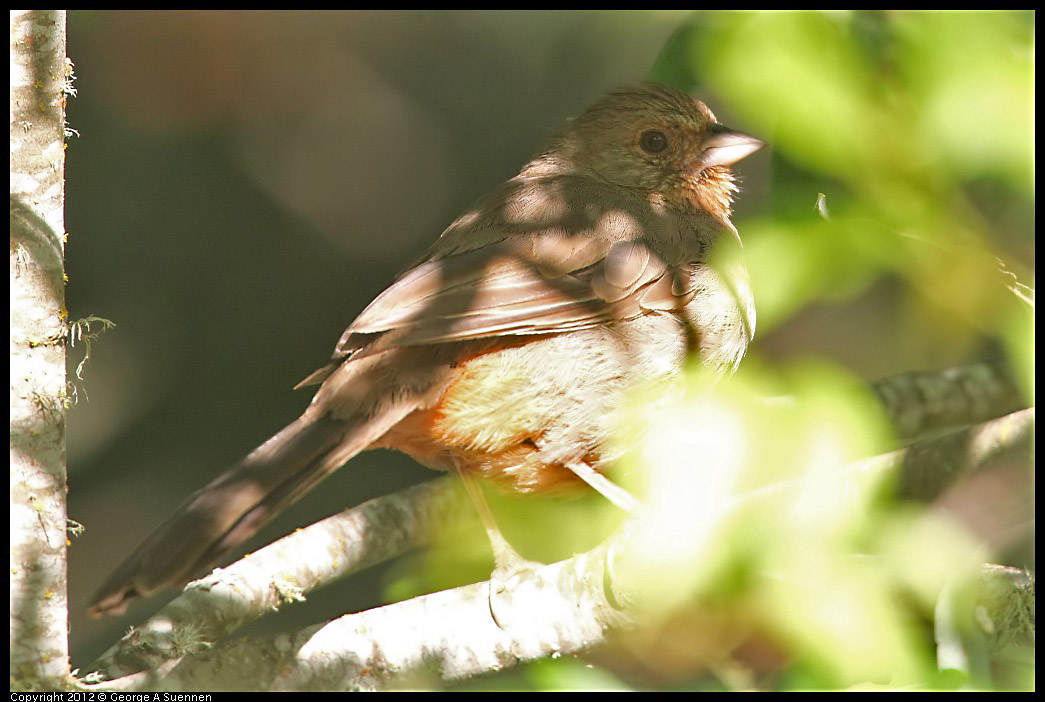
[89,83,764,617]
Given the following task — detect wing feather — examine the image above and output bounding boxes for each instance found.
[335,235,679,352]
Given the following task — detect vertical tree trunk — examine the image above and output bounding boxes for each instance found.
[10,9,71,689]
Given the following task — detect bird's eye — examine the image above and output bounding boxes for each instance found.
[639,130,668,154]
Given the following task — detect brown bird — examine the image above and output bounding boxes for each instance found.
[89,83,764,617]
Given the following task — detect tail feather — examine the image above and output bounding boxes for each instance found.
[89,405,411,617]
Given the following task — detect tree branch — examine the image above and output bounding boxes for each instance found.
[869,360,1026,443]
[855,407,1034,502]
[89,538,634,691]
[83,364,1034,690]
[89,478,465,679]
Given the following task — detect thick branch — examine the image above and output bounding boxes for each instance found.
[870,360,1026,442]
[89,540,633,691]
[89,478,465,679]
[86,412,1033,689]
[855,407,1034,502]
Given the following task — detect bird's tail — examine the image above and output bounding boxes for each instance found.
[88,405,410,617]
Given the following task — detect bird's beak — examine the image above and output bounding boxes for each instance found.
[695,123,765,169]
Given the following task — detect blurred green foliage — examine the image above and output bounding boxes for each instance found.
[663,11,1033,390]
[637,10,1033,690]
[608,361,1008,690]
[438,11,1034,692]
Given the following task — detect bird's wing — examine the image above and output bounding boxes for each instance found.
[346,234,691,347]
[296,229,699,387]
